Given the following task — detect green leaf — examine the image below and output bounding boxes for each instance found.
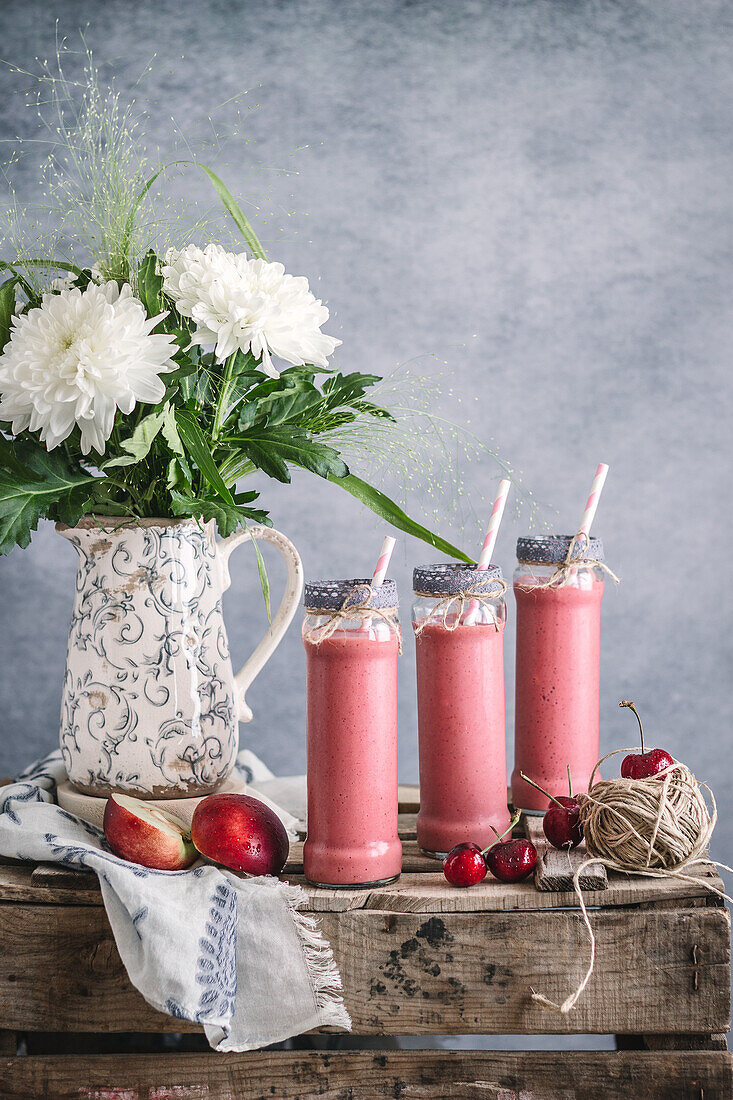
[0,443,96,554]
[328,473,474,563]
[175,408,235,505]
[137,250,165,319]
[169,489,271,538]
[103,408,166,468]
[252,535,271,622]
[0,259,84,277]
[322,372,381,406]
[161,405,192,483]
[234,427,349,483]
[236,401,258,432]
[0,278,18,353]
[256,384,324,429]
[197,164,268,260]
[123,169,166,268]
[0,434,32,477]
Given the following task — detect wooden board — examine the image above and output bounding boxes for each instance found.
[0,901,729,1036]
[524,815,608,892]
[2,852,724,915]
[1,1049,731,1099]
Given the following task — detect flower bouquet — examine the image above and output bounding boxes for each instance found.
[0,56,469,569]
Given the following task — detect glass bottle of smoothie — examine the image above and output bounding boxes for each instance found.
[303,579,402,887]
[413,564,511,857]
[511,535,606,813]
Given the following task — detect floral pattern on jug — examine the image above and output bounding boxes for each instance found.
[58,517,302,799]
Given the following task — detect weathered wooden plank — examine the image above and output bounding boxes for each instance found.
[294,870,722,913]
[0,1031,16,1055]
[0,861,724,913]
[524,816,608,892]
[0,903,728,1035]
[287,839,439,876]
[30,863,102,893]
[642,1033,730,1050]
[0,1049,731,1099]
[398,784,420,813]
[0,864,105,906]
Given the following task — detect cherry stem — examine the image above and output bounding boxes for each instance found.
[482,810,521,854]
[567,765,573,798]
[619,700,645,755]
[519,772,566,809]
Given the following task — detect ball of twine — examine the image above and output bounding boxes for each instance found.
[579,762,715,873]
[532,753,729,1016]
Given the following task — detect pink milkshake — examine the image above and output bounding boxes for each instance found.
[511,535,606,812]
[413,564,511,857]
[303,579,402,887]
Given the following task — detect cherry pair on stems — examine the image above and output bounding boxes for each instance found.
[443,811,538,887]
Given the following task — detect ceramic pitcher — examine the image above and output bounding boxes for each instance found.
[57,516,303,799]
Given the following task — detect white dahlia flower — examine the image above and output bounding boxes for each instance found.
[0,282,177,455]
[162,243,341,378]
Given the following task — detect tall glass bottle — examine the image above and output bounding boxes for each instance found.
[413,564,511,856]
[303,579,402,887]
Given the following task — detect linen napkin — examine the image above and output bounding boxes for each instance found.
[0,751,351,1051]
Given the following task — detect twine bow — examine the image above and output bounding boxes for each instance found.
[518,531,620,590]
[413,578,507,635]
[304,583,402,653]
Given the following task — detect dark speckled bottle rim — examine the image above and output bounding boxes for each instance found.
[304,578,398,611]
[413,562,504,597]
[516,534,604,564]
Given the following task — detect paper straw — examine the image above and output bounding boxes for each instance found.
[364,535,396,636]
[372,535,396,588]
[565,462,608,584]
[577,463,609,541]
[464,479,511,625]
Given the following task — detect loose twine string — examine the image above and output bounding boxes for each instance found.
[517,531,620,591]
[412,579,507,636]
[532,749,733,1014]
[303,583,403,654]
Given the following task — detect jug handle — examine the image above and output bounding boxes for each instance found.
[216,525,303,723]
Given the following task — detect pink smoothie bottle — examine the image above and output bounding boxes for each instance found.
[511,535,606,813]
[303,579,402,887]
[413,563,511,857]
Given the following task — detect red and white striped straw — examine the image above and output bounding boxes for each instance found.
[372,535,396,588]
[364,535,396,636]
[477,478,512,569]
[465,478,511,625]
[577,463,609,540]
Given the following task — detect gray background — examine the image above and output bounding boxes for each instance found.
[0,0,731,1051]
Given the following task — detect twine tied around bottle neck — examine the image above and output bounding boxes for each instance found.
[413,578,507,635]
[304,582,402,653]
[517,531,620,590]
[531,750,732,1015]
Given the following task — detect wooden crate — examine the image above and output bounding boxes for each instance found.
[0,793,731,1098]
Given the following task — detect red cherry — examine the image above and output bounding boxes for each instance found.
[621,747,675,779]
[520,771,583,850]
[619,701,674,779]
[485,838,537,882]
[543,795,582,850]
[443,842,487,887]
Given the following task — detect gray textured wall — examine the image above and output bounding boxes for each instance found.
[0,0,731,972]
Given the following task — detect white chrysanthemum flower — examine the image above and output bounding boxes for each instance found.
[162,243,341,378]
[0,281,177,455]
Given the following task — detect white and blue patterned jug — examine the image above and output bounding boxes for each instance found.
[57,517,302,799]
